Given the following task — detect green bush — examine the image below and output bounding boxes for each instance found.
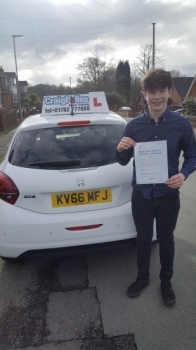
[188,115,196,128]
[105,91,126,105]
[184,97,196,116]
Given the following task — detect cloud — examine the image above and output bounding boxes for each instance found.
[0,0,196,86]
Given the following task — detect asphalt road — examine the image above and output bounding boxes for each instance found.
[0,125,196,349]
[0,167,195,350]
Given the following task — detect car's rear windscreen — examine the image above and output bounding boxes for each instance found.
[10,124,124,169]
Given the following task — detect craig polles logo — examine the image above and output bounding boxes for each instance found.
[44,95,89,106]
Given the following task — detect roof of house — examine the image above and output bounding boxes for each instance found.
[19,81,28,86]
[172,77,194,99]
[5,72,17,78]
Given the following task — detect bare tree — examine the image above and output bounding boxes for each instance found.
[76,51,116,92]
[132,44,164,77]
[170,69,186,77]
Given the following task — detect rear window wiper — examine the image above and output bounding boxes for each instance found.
[28,160,81,167]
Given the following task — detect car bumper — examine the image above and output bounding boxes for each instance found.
[0,200,137,258]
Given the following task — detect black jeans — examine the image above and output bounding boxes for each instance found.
[131,189,180,283]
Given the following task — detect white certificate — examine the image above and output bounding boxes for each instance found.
[134,140,168,184]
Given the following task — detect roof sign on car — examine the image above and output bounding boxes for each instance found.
[41,91,109,116]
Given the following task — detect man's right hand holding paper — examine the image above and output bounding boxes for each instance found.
[117,137,136,153]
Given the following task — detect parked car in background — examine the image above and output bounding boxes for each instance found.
[118,106,132,111]
[174,108,185,116]
[0,92,138,261]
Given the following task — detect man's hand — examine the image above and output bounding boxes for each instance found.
[166,173,185,189]
[117,137,136,153]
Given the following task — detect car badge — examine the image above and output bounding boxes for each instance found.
[76,177,85,186]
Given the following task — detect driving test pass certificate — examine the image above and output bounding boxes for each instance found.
[134,140,169,184]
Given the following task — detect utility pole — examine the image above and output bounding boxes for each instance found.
[70,77,72,95]
[12,35,24,121]
[152,23,155,69]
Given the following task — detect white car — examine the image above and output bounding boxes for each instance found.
[0,92,137,261]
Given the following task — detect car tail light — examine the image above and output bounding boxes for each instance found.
[0,172,19,205]
[57,120,90,126]
[66,224,103,231]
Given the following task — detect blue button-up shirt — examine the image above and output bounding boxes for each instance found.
[116,108,196,199]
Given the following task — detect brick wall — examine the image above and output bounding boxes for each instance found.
[0,76,13,109]
[188,82,196,98]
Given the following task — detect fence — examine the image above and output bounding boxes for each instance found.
[0,109,18,131]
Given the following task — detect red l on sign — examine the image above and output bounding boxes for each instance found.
[93,98,102,107]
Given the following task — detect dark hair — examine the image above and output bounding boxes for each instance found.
[141,68,173,91]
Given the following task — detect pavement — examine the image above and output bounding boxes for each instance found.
[0,256,137,350]
[0,128,17,160]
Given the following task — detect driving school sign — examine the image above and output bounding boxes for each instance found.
[41,91,109,116]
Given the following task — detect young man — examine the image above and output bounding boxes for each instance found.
[116,68,196,306]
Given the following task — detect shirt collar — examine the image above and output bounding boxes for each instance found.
[145,108,170,122]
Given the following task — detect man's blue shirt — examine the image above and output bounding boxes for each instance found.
[116,108,196,199]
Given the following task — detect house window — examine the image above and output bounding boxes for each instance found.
[9,78,16,87]
[13,94,18,103]
[21,85,27,92]
[5,77,9,86]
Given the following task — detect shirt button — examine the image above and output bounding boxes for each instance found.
[155,136,157,138]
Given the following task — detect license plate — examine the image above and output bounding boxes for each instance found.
[51,188,112,207]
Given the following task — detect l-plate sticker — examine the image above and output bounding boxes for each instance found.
[93,97,102,107]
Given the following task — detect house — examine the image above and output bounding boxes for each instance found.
[137,76,196,112]
[0,67,14,109]
[19,81,28,100]
[170,76,196,109]
[4,72,19,110]
[0,66,28,111]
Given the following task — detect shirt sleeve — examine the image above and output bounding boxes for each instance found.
[115,122,134,166]
[180,120,196,178]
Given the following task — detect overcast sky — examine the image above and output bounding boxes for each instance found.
[1,0,196,87]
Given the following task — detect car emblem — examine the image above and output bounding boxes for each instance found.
[76,177,85,186]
